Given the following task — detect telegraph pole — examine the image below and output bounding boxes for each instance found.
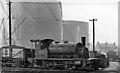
[8,0,12,57]
[89,19,97,52]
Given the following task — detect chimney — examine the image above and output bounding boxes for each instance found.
[81,37,86,46]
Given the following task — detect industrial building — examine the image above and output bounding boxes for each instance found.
[1,0,63,48]
[62,20,89,48]
[96,42,118,53]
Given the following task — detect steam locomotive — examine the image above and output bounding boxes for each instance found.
[1,39,109,71]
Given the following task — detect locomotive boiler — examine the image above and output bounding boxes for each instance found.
[48,43,89,59]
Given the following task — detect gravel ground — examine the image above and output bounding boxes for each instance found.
[103,62,119,71]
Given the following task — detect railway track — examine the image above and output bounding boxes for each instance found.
[1,67,119,73]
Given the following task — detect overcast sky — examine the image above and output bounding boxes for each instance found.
[60,0,119,45]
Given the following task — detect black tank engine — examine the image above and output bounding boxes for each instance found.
[1,39,109,70]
